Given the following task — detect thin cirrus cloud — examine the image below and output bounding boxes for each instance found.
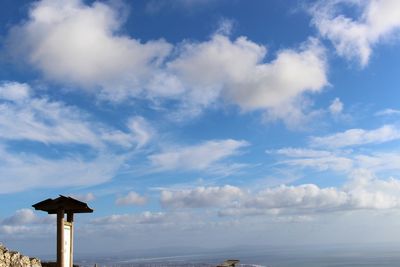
[375,108,400,116]
[271,146,400,176]
[6,0,329,125]
[311,0,400,66]
[0,81,155,194]
[0,81,153,149]
[148,139,249,172]
[0,144,122,194]
[310,124,400,148]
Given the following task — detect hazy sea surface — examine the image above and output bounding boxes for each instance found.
[74,244,400,267]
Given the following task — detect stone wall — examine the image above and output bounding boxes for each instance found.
[0,244,41,267]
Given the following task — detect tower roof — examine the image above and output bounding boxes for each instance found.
[32,195,93,214]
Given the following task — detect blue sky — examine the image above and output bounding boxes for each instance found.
[2,0,400,257]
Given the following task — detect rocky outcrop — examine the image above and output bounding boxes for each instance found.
[0,243,41,267]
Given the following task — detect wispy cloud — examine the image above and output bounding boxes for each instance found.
[375,108,400,116]
[0,145,122,194]
[311,0,400,66]
[310,124,400,148]
[0,82,153,149]
[148,139,249,172]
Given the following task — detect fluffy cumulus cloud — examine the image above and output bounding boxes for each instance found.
[6,0,328,124]
[148,139,249,172]
[1,209,53,225]
[116,191,147,206]
[311,0,400,66]
[160,175,400,217]
[220,175,400,217]
[0,209,55,235]
[160,185,243,208]
[169,36,327,111]
[310,124,400,148]
[7,0,171,100]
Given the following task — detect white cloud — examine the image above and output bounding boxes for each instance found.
[222,184,349,216]
[0,81,159,194]
[72,192,95,202]
[1,209,54,225]
[91,211,168,225]
[271,147,333,158]
[127,117,154,148]
[157,174,400,217]
[0,82,152,149]
[271,146,400,178]
[0,225,31,235]
[0,145,122,194]
[329,97,343,115]
[116,191,147,206]
[310,124,400,148]
[169,36,327,112]
[312,0,400,66]
[7,0,329,126]
[160,185,243,209]
[228,176,400,217]
[375,108,400,116]
[0,81,31,102]
[7,0,171,100]
[148,139,249,172]
[355,153,400,173]
[270,147,353,172]
[284,155,353,172]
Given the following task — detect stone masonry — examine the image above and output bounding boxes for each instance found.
[0,244,41,267]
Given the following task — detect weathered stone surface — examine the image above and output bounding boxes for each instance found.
[0,244,41,267]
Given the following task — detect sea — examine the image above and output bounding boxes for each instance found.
[73,244,400,267]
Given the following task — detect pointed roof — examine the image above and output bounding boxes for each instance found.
[32,195,93,214]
